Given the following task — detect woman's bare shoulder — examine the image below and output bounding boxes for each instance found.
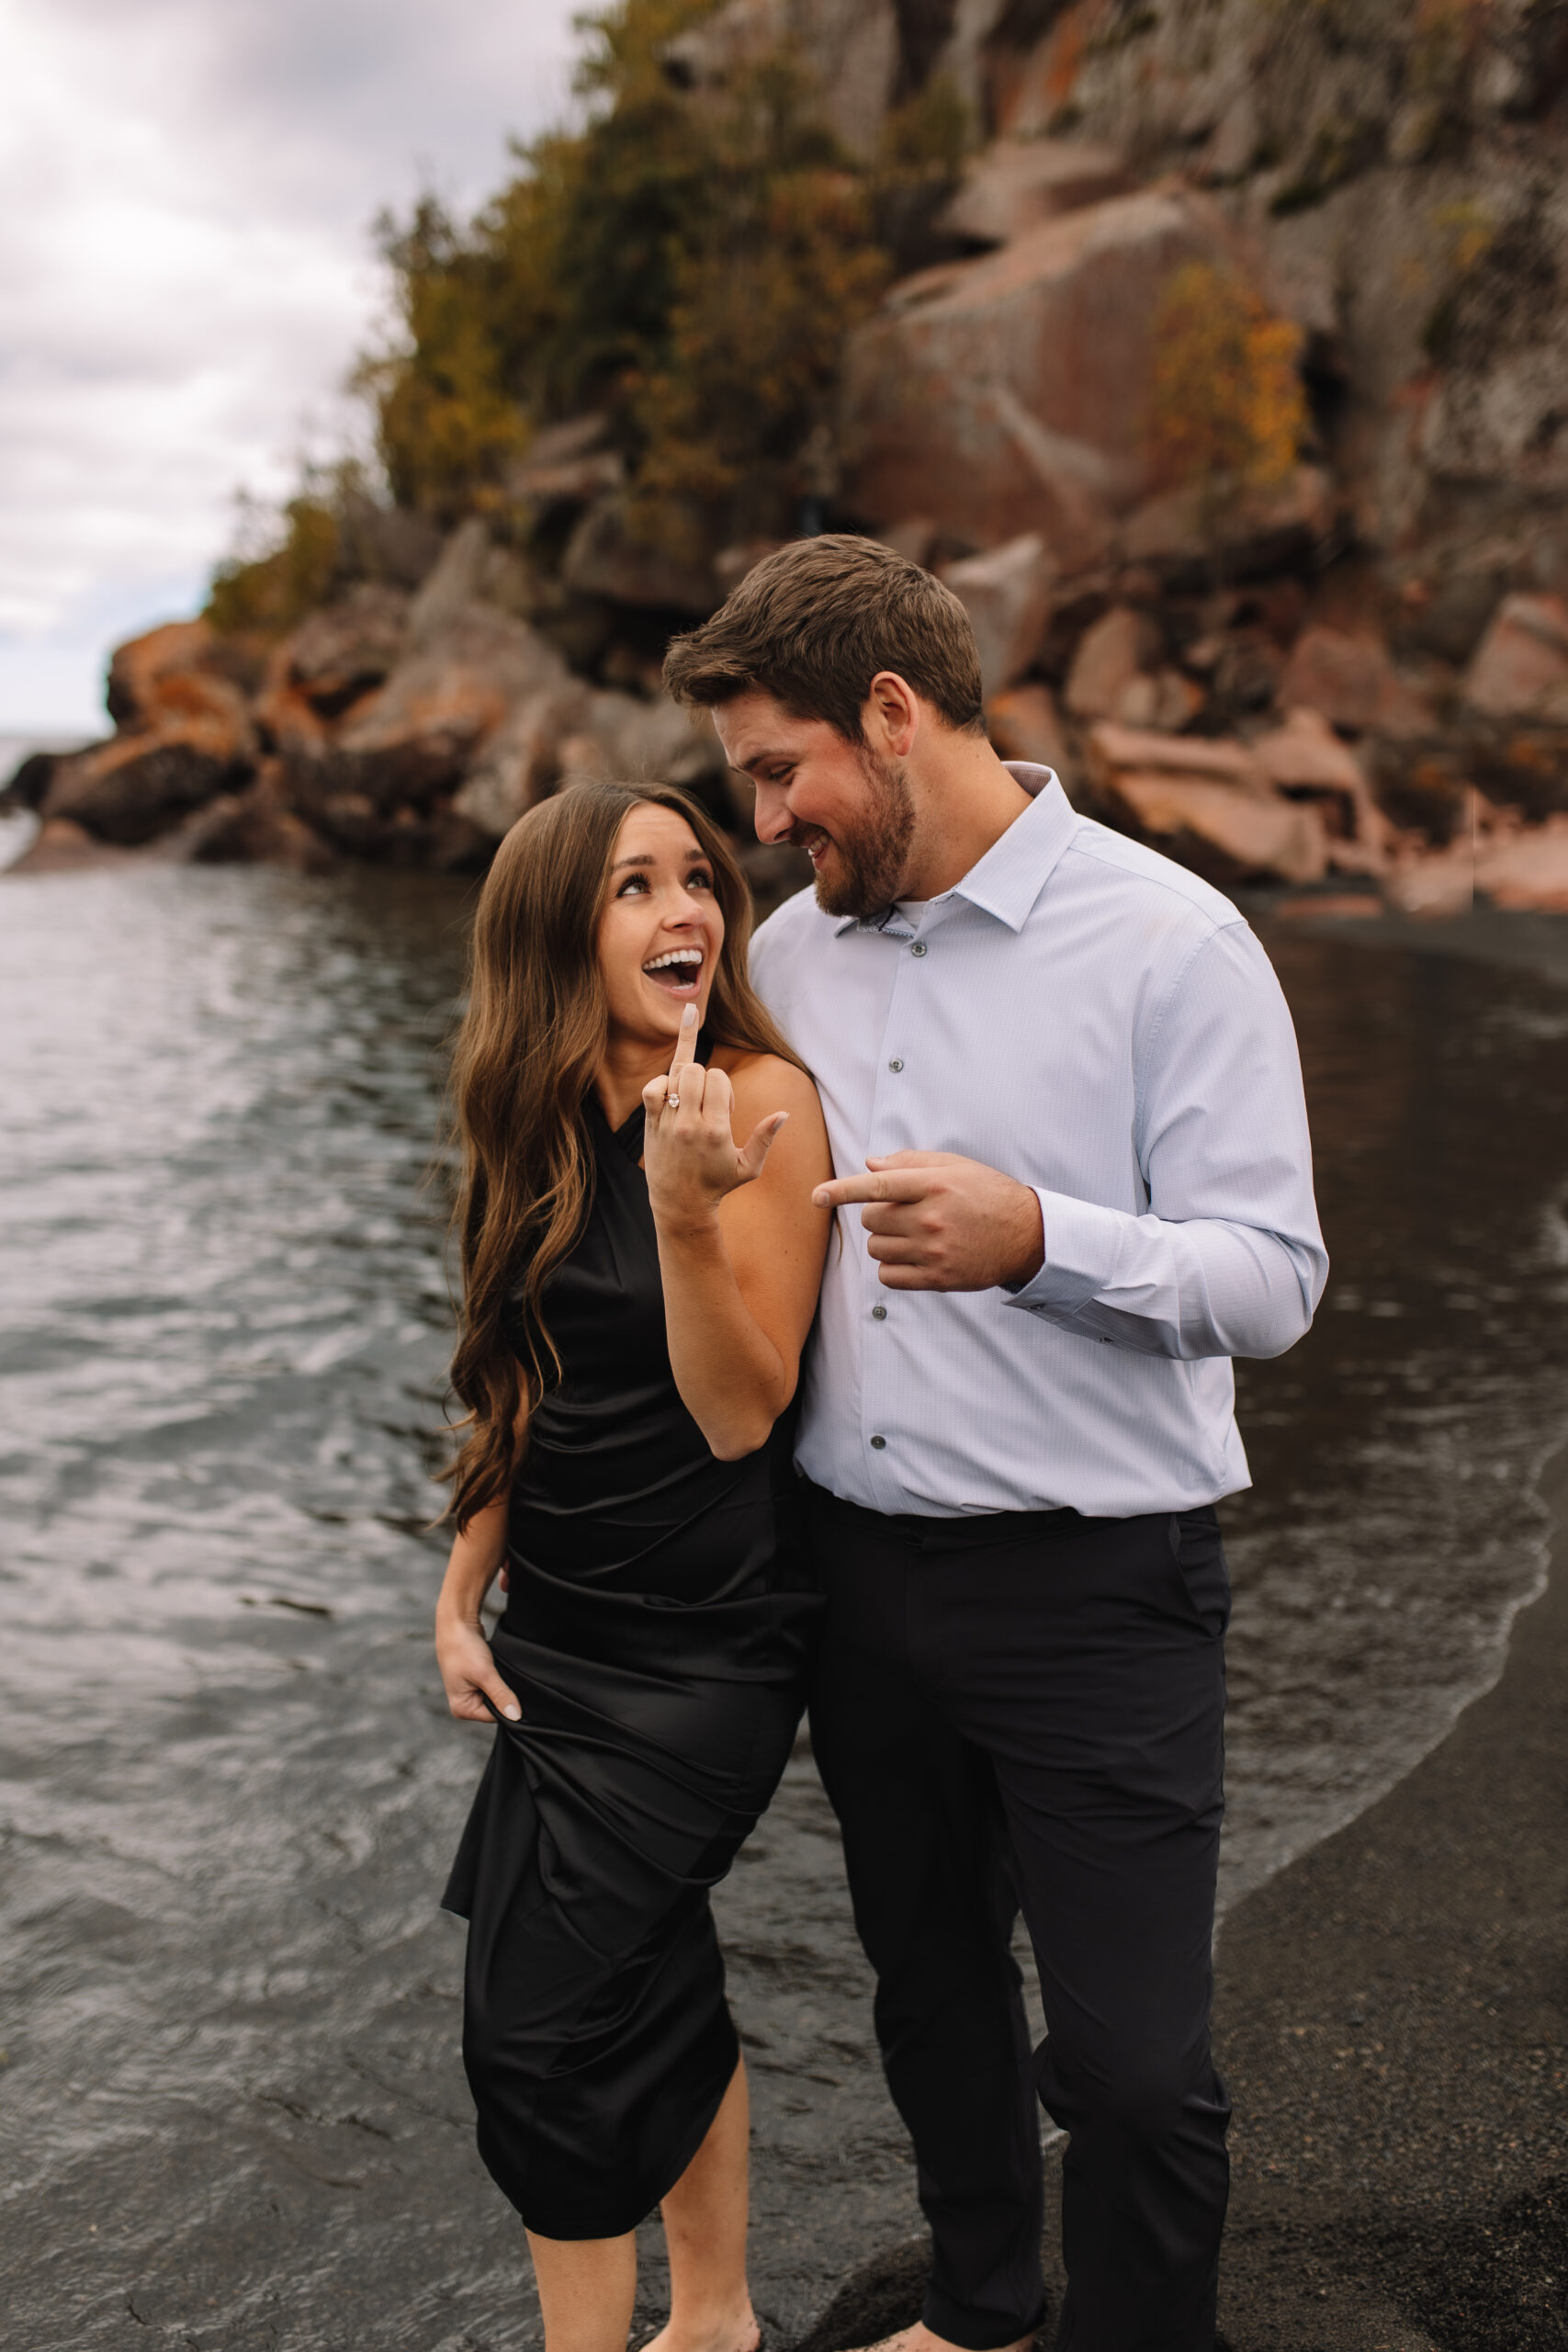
[712,1046,820,1111]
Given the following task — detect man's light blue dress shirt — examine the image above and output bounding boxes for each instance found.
[749,766,1329,1519]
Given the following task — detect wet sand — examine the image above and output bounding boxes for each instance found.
[1208,1430,1568,2352]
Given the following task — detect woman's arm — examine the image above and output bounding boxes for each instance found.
[642,1014,832,1461]
[434,1498,523,1723]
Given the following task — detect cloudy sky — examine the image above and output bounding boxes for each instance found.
[1,0,583,737]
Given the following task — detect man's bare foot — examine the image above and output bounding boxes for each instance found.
[636,2310,760,2352]
[842,2326,1035,2352]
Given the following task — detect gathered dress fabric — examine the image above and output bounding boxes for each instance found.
[444,1080,818,2240]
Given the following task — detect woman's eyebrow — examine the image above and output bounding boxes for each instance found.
[609,854,657,871]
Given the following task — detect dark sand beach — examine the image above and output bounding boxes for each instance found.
[1210,1430,1568,2349]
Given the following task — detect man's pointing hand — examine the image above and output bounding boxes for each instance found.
[812,1151,1045,1293]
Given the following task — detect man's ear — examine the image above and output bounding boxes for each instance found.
[863,672,921,759]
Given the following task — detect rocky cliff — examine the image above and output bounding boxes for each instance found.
[8,0,1568,910]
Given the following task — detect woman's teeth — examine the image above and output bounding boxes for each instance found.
[643,950,703,993]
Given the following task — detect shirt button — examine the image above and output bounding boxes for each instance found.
[871,1304,886,1321]
[888,1057,904,1072]
[910,941,927,956]
[869,1433,886,1450]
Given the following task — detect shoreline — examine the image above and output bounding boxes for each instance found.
[1208,1429,1568,2351]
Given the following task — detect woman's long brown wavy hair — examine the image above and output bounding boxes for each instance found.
[444,779,805,1531]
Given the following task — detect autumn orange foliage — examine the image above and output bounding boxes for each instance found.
[1149,261,1306,496]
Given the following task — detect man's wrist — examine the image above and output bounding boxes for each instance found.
[1000,1181,1045,1290]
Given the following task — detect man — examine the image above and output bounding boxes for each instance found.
[663,537,1326,2352]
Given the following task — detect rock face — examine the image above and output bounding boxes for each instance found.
[933,138,1132,248]
[1277,626,1431,738]
[940,535,1056,695]
[45,619,256,846]
[1463,594,1568,720]
[839,189,1245,564]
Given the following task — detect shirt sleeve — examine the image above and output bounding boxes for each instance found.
[1003,921,1328,1361]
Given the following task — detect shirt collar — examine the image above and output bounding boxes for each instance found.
[833,764,1078,938]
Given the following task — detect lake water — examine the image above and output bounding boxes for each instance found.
[2,856,1567,2351]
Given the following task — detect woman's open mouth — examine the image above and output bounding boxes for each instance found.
[642,947,704,998]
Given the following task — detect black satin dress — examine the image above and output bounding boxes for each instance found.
[443,1085,819,2241]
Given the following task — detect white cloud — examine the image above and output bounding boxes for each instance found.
[0,0,581,734]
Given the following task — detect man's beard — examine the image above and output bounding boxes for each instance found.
[797,746,916,919]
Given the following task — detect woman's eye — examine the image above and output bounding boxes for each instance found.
[616,875,649,896]
[687,868,714,891]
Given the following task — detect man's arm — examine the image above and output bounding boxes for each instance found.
[812,921,1327,1363]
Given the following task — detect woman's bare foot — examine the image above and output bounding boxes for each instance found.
[637,2311,760,2352]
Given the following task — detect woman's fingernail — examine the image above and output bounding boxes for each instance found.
[502,1703,521,1721]
[682,1003,696,1025]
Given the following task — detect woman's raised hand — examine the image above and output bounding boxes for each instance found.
[642,1004,789,1230]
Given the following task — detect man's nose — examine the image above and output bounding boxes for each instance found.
[752,782,791,844]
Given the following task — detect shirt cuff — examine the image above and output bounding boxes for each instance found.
[1002,1187,1125,1316]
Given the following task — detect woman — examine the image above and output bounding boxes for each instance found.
[434,779,831,2352]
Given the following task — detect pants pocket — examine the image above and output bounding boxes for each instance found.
[1168,1509,1232,1638]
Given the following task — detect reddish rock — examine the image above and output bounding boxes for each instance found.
[839,190,1245,562]
[1099,769,1329,887]
[1383,844,1475,919]
[286,584,410,714]
[1120,467,1334,582]
[1252,707,1387,865]
[1474,815,1568,910]
[563,498,721,615]
[452,684,591,839]
[1065,606,1160,719]
[1114,670,1205,731]
[986,683,1069,776]
[106,619,221,727]
[934,139,1131,247]
[1089,721,1269,790]
[1462,594,1568,720]
[1277,627,1430,738]
[43,728,249,847]
[319,606,571,810]
[941,533,1057,694]
[877,518,941,567]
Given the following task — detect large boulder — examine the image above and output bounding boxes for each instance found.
[1087,721,1329,886]
[452,684,592,840]
[47,619,257,845]
[313,605,570,810]
[1474,815,1568,910]
[1119,466,1334,583]
[940,534,1057,695]
[1064,606,1160,719]
[44,724,253,847]
[284,584,410,716]
[1251,707,1389,869]
[1462,594,1568,720]
[838,189,1247,565]
[1277,626,1431,738]
[986,683,1070,777]
[563,499,721,615]
[934,139,1132,248]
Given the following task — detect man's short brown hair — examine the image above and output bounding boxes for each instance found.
[662,533,985,741]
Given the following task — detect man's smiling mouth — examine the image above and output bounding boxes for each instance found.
[643,947,704,997]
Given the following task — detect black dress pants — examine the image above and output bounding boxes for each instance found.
[804,1485,1232,2352]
